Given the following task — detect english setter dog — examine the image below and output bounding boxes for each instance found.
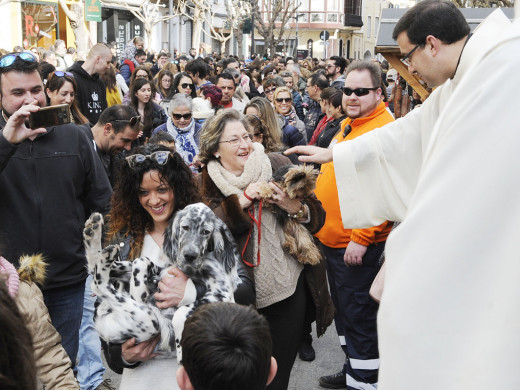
[83,203,241,362]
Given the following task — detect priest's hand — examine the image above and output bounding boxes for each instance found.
[284,145,333,164]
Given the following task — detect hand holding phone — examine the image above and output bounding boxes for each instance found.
[29,104,71,129]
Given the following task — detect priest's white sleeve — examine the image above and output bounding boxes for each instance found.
[333,107,426,228]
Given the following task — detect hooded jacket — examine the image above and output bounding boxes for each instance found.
[68,61,108,124]
[0,119,112,290]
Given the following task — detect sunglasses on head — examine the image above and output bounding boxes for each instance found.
[52,71,74,78]
[125,151,173,169]
[172,113,192,120]
[343,87,379,97]
[112,115,141,126]
[275,97,292,103]
[0,52,37,68]
[180,83,193,89]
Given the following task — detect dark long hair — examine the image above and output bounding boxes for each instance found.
[45,72,89,125]
[155,69,174,99]
[129,78,154,137]
[172,72,196,98]
[0,280,38,390]
[107,144,200,259]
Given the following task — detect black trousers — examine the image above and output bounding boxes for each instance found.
[259,271,306,390]
[323,243,384,390]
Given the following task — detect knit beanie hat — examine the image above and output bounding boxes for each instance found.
[0,256,20,298]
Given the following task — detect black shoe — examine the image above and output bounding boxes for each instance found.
[319,372,347,389]
[298,340,316,361]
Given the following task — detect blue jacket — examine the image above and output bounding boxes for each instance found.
[282,120,306,148]
[292,90,305,121]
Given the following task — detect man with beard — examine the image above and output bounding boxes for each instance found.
[326,56,347,89]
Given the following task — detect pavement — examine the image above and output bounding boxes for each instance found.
[102,321,345,389]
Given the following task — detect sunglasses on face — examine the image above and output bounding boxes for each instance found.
[172,113,192,120]
[180,83,193,89]
[343,87,379,97]
[265,88,277,94]
[112,115,141,126]
[275,97,292,103]
[125,151,173,169]
[0,52,37,68]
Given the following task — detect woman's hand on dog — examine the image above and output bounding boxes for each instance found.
[266,182,302,215]
[122,336,159,363]
[155,267,189,309]
[241,182,266,209]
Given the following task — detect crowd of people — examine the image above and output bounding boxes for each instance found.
[2,1,518,389]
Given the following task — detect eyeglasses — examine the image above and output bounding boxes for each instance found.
[219,134,253,147]
[265,88,277,94]
[171,113,192,120]
[112,115,141,126]
[52,71,74,78]
[125,151,173,169]
[343,87,379,97]
[275,97,292,103]
[325,64,337,68]
[180,83,193,89]
[401,43,422,66]
[0,52,37,68]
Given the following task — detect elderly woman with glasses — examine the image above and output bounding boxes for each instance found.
[198,109,329,390]
[45,71,89,125]
[102,143,254,389]
[152,94,201,173]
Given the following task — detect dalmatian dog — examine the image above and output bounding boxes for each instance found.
[83,203,241,363]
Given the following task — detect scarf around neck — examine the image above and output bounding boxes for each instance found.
[207,143,272,196]
[166,118,198,168]
[285,106,298,127]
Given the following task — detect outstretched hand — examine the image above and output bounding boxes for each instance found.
[284,145,333,164]
[2,102,47,144]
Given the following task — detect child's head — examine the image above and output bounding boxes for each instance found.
[177,303,277,390]
[148,131,176,152]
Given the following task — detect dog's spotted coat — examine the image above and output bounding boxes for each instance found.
[83,203,241,363]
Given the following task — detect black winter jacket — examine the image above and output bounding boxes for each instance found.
[68,61,108,125]
[0,121,112,290]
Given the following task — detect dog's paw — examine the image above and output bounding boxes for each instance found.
[84,212,104,245]
[101,245,119,265]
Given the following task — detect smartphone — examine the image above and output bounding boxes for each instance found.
[29,104,71,129]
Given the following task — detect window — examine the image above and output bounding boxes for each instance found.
[327,13,338,23]
[375,16,379,37]
[367,16,372,38]
[311,13,323,22]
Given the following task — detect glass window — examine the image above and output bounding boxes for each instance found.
[22,2,58,50]
[311,13,323,22]
[367,16,372,38]
[327,13,338,23]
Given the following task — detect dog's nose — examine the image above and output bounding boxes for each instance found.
[184,253,197,263]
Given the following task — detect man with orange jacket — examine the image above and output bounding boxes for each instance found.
[314,61,394,390]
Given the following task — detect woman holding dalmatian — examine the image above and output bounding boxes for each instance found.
[198,109,333,390]
[102,143,254,389]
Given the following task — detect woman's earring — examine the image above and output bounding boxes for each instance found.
[215,153,220,159]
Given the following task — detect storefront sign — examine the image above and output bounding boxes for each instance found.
[22,2,58,49]
[85,0,102,22]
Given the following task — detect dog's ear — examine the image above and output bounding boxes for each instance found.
[213,219,239,274]
[163,210,182,263]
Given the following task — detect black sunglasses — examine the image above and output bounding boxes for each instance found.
[265,88,277,94]
[112,115,141,126]
[0,52,37,68]
[343,87,379,97]
[172,113,192,120]
[275,97,292,103]
[180,83,193,89]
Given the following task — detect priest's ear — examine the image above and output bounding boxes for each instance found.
[267,357,278,386]
[176,366,194,390]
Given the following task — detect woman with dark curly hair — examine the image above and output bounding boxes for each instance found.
[103,143,254,389]
[45,71,89,125]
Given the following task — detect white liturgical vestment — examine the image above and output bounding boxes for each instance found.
[333,9,520,390]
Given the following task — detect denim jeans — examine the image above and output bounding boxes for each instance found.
[77,275,106,390]
[43,281,85,369]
